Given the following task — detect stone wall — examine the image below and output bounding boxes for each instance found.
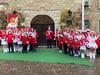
[85,0,100,33]
[0,0,81,29]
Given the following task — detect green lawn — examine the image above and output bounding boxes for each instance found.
[0,50,93,66]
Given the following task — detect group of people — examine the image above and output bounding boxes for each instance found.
[0,26,100,59]
[46,27,100,59]
[0,27,39,53]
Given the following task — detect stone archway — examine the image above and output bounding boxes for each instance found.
[24,10,61,30]
[31,15,54,46]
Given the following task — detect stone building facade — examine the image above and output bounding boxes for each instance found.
[0,0,84,46]
[84,0,100,33]
[0,0,81,30]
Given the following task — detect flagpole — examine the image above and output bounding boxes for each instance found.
[82,0,85,30]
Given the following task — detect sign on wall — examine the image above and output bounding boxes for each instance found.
[7,14,18,28]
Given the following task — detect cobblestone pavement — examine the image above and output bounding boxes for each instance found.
[0,47,99,75]
[0,57,99,75]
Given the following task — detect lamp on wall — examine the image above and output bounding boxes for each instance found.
[68,9,72,16]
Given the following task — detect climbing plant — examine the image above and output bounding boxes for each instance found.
[60,8,79,30]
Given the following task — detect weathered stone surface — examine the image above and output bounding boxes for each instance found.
[0,0,81,30]
[85,0,100,33]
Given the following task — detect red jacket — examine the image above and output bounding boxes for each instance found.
[63,36,68,44]
[0,31,2,37]
[96,36,100,46]
[6,34,13,43]
[57,36,63,45]
[73,41,80,49]
[32,38,37,45]
[36,32,39,38]
[21,36,29,45]
[68,40,73,48]
[1,34,6,41]
[28,36,33,44]
[80,39,87,46]
[45,30,53,40]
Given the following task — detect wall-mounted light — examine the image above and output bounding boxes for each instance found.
[30,0,33,3]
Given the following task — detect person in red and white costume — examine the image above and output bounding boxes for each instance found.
[54,29,59,48]
[63,33,68,54]
[68,36,74,56]
[57,33,63,53]
[73,37,81,57]
[34,29,39,48]
[28,32,33,52]
[80,36,88,58]
[86,31,98,59]
[21,32,29,53]
[6,30,14,53]
[96,33,100,56]
[45,26,53,48]
[1,30,8,53]
[17,31,23,52]
[13,28,19,52]
[0,30,2,47]
[32,33,37,52]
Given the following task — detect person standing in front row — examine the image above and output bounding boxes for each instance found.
[21,33,29,53]
[6,30,14,53]
[45,26,53,48]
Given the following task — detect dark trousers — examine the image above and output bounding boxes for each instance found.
[33,45,36,52]
[69,48,74,56]
[47,39,52,48]
[96,47,100,56]
[22,44,27,53]
[8,43,14,53]
[64,44,68,54]
[0,40,1,47]
[54,40,58,48]
[29,44,33,51]
[59,45,62,50]
[74,49,78,55]
[36,38,38,48]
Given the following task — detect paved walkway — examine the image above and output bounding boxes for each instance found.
[0,47,99,75]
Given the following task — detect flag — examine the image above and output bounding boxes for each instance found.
[7,14,18,28]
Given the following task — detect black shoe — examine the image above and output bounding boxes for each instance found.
[12,51,14,53]
[50,47,52,48]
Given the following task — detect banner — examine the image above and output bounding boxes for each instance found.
[7,14,18,28]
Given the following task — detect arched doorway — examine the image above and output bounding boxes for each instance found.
[31,15,54,46]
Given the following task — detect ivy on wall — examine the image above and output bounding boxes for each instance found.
[60,8,79,31]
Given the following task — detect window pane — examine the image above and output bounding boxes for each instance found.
[99,20,100,32]
[66,20,72,26]
[84,20,89,30]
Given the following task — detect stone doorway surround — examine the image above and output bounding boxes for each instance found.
[23,8,61,31]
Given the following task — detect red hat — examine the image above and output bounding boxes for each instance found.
[3,30,6,34]
[90,31,95,36]
[15,27,19,31]
[27,28,30,31]
[98,33,100,35]
[20,28,24,30]
[31,27,34,30]
[85,29,91,32]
